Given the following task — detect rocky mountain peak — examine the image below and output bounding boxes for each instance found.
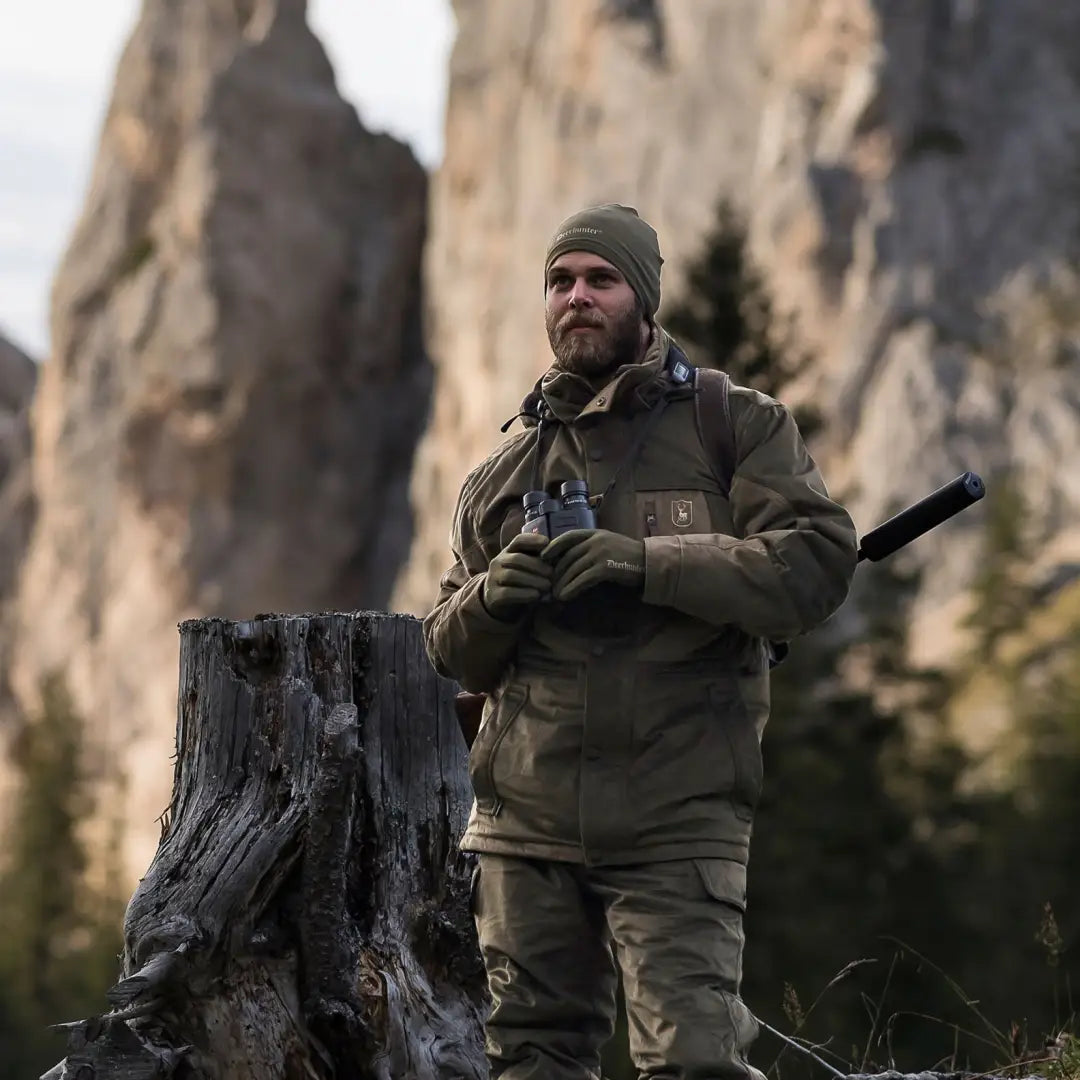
[6,0,429,879]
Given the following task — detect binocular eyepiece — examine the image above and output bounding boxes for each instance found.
[521,480,596,539]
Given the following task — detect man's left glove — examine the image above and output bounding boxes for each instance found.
[542,528,646,602]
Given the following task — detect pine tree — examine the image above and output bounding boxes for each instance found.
[963,471,1035,659]
[660,197,821,437]
[0,672,125,1076]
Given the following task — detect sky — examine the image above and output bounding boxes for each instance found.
[0,0,455,359]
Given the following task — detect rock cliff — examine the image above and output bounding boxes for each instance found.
[393,0,1080,672]
[0,334,36,603]
[0,333,37,747]
[8,0,429,877]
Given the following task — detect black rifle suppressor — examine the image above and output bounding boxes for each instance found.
[857,471,985,563]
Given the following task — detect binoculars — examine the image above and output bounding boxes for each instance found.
[521,480,596,539]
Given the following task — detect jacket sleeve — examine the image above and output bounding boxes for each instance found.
[421,470,531,694]
[641,388,858,640]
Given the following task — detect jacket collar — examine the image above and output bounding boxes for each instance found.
[520,325,678,427]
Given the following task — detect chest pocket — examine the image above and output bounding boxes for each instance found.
[638,489,734,539]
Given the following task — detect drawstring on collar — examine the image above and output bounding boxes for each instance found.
[500,390,545,433]
[499,410,530,433]
[497,390,552,491]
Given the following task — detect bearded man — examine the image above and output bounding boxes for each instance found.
[423,204,858,1080]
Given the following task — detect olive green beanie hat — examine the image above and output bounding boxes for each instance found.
[544,203,664,318]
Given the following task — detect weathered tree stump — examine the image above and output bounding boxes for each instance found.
[46,612,487,1080]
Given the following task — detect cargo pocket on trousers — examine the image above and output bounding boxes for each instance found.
[693,857,748,992]
[468,683,529,816]
[693,857,747,913]
[709,682,762,822]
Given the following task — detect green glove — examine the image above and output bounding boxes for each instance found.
[481,531,554,620]
[542,528,646,602]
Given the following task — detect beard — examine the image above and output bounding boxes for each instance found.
[546,297,645,379]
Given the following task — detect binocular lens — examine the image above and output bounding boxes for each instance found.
[521,481,596,539]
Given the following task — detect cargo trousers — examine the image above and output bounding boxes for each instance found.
[471,853,767,1080]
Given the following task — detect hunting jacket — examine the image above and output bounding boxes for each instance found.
[423,327,858,865]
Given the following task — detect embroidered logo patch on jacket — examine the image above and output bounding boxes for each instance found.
[672,499,693,527]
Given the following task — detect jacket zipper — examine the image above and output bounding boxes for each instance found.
[645,499,658,537]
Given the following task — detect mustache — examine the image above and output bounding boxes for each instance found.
[560,313,605,331]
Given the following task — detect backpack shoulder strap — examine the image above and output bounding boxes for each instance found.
[672,350,786,666]
[693,365,738,498]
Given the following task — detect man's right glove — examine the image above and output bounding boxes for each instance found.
[481,531,554,621]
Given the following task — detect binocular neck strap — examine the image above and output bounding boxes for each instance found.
[531,407,551,492]
[528,389,674,507]
[591,392,673,510]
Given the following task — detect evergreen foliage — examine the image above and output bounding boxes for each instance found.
[0,672,125,1077]
[745,562,989,1075]
[963,471,1035,658]
[660,198,821,438]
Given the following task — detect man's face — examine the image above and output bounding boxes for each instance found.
[544,252,646,378]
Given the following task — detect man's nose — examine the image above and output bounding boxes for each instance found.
[568,279,593,307]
